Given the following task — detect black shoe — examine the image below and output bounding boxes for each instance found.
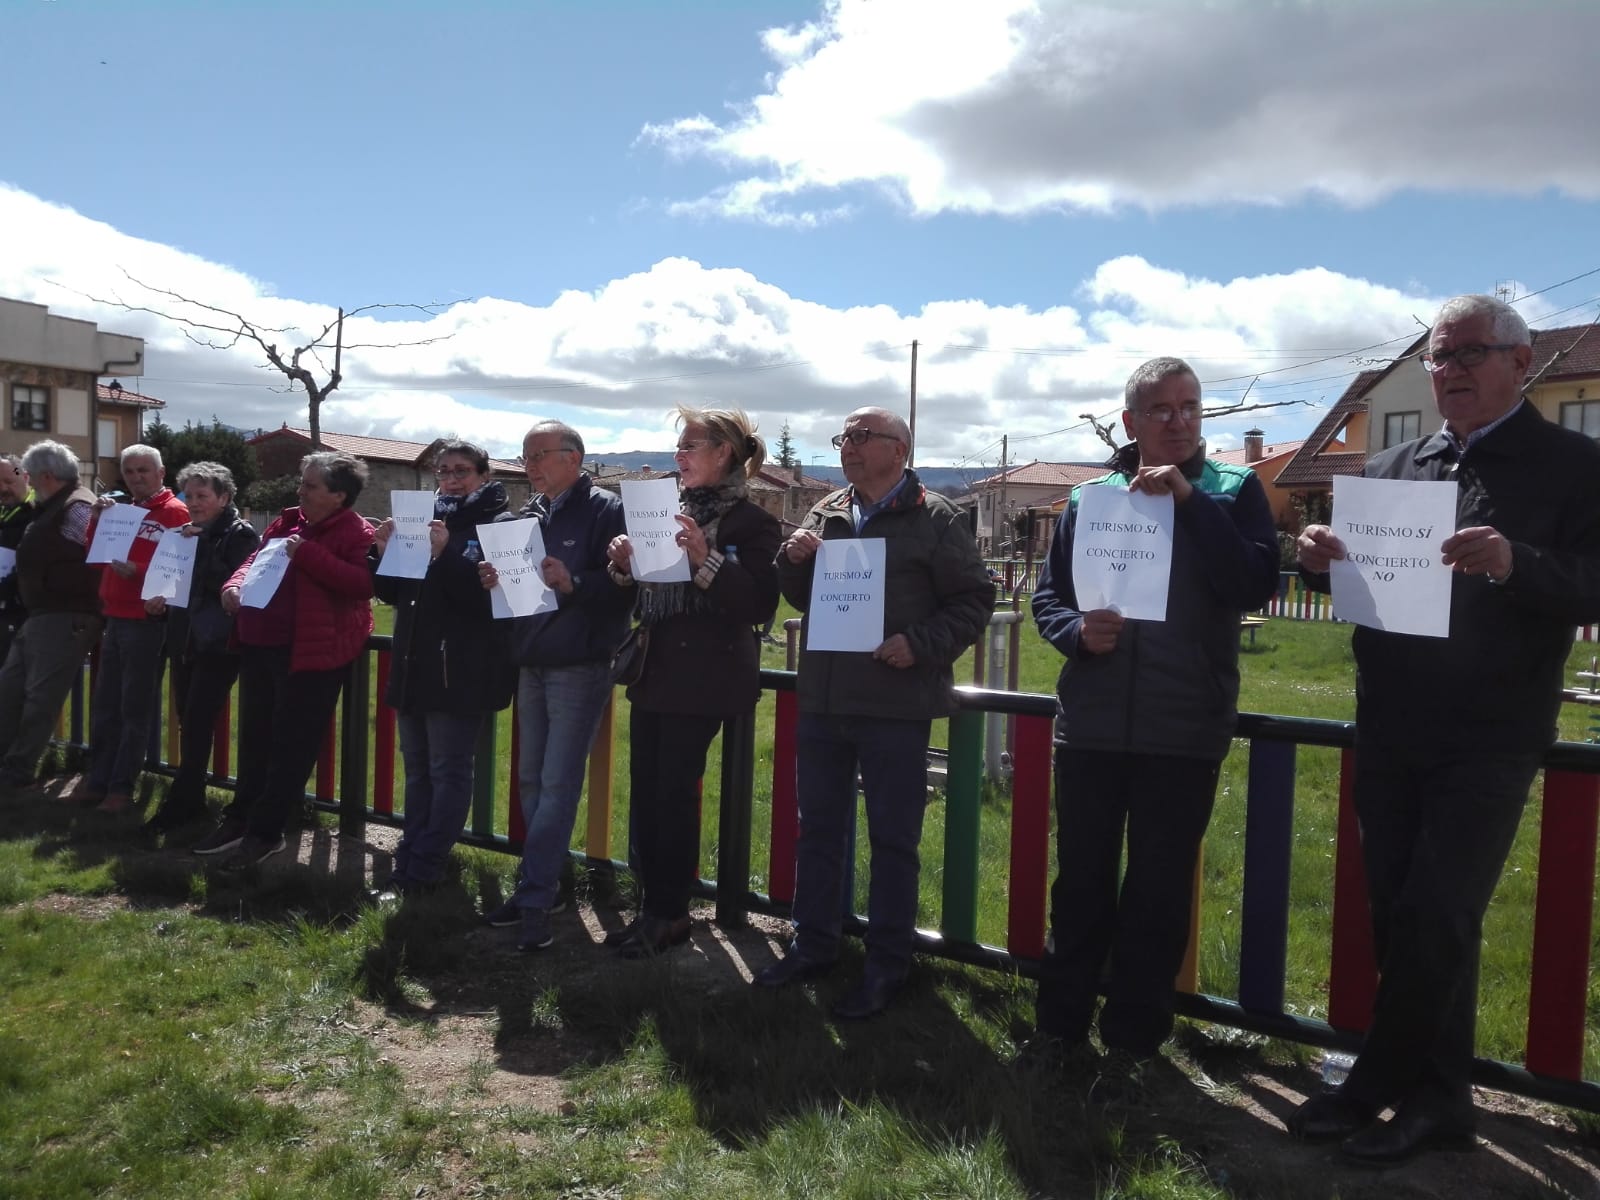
[216,834,286,873]
[830,974,902,1020]
[483,898,521,927]
[1013,1033,1099,1078]
[1089,1047,1155,1106]
[516,908,554,952]
[147,804,205,836]
[1287,1089,1376,1142]
[193,817,249,856]
[1341,1102,1476,1165]
[619,915,692,959]
[602,916,644,947]
[753,951,835,988]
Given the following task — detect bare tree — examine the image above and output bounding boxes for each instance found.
[80,272,458,448]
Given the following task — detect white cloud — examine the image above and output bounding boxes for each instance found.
[641,0,1600,223]
[0,182,1507,472]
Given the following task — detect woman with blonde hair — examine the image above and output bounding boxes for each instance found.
[604,406,781,956]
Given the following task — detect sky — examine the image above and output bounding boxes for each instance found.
[4,0,1600,478]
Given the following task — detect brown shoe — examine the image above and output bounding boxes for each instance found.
[97,792,133,813]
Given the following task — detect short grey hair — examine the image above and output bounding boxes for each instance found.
[301,451,369,509]
[120,443,164,468]
[176,460,236,501]
[1124,357,1198,411]
[1433,294,1531,347]
[0,454,23,473]
[524,420,584,460]
[21,440,81,484]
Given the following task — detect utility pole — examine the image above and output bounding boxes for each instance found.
[907,339,918,466]
[995,433,1008,556]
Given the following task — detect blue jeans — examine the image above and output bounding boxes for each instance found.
[394,709,486,884]
[0,611,104,784]
[88,616,168,794]
[791,712,933,981]
[510,662,613,910]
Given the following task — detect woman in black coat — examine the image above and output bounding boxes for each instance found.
[147,462,260,834]
[605,406,781,956]
[372,440,516,893]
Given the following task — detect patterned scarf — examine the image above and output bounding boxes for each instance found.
[433,479,494,519]
[637,475,747,626]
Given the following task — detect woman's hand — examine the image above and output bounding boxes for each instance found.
[284,534,304,558]
[372,517,394,553]
[144,595,167,616]
[477,560,499,591]
[221,585,242,615]
[674,514,708,570]
[427,520,448,560]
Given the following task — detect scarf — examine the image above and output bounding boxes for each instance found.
[434,479,497,520]
[637,475,747,626]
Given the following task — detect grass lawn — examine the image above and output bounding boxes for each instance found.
[4,614,1600,1198]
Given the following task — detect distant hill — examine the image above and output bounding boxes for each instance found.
[585,450,977,497]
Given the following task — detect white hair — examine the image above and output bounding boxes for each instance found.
[1433,295,1530,347]
[119,443,164,468]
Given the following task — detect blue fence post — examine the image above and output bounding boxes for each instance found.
[1239,738,1297,1013]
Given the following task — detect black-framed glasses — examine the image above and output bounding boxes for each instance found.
[1138,401,1202,424]
[1420,343,1519,374]
[831,429,902,448]
[433,466,478,480]
[523,447,577,464]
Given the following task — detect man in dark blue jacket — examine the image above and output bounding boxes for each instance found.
[1292,295,1600,1163]
[1026,357,1278,1094]
[479,421,630,951]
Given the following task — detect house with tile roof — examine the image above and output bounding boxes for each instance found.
[965,460,1109,555]
[246,425,531,519]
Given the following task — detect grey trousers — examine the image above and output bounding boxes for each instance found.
[0,611,104,784]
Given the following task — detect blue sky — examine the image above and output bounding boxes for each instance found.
[5,0,1600,475]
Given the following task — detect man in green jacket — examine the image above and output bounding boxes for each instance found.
[759,406,994,1019]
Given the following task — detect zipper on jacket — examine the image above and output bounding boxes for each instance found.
[442,638,449,690]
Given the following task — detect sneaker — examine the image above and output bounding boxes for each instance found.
[193,817,249,856]
[1090,1048,1153,1106]
[217,834,286,873]
[147,803,205,835]
[517,908,554,952]
[1013,1033,1099,1077]
[483,898,522,927]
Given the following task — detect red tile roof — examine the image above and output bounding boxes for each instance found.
[1529,322,1600,382]
[754,465,833,490]
[973,460,1111,489]
[248,426,521,474]
[96,382,165,409]
[1209,439,1306,469]
[1275,366,1395,488]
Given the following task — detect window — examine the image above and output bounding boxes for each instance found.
[1382,410,1420,449]
[1560,399,1600,440]
[11,385,49,432]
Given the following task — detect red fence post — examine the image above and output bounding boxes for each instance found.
[768,689,800,904]
[1327,746,1377,1031]
[1007,714,1053,958]
[1525,769,1600,1078]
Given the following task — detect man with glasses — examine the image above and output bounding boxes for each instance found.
[760,406,994,1018]
[1292,295,1600,1162]
[478,420,630,951]
[1024,357,1278,1097]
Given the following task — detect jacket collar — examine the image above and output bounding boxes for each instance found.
[1413,398,1541,467]
[819,468,927,516]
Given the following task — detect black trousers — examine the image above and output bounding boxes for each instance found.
[1341,742,1540,1114]
[1036,747,1221,1055]
[165,651,241,813]
[628,707,722,921]
[230,644,347,840]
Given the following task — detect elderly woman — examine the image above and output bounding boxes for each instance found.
[194,452,375,872]
[605,405,781,957]
[145,462,260,835]
[371,440,515,896]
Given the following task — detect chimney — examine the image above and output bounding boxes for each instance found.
[641,466,652,476]
[792,463,803,483]
[1244,428,1265,464]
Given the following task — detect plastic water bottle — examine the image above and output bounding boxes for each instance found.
[1320,1051,1355,1087]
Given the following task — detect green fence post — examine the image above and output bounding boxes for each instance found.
[338,650,370,840]
[942,709,984,943]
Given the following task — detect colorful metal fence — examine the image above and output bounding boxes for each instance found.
[55,635,1600,1113]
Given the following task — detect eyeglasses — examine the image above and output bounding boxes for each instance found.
[433,466,479,480]
[523,447,577,464]
[1137,402,1202,424]
[675,440,713,454]
[1419,343,1519,374]
[831,429,903,449]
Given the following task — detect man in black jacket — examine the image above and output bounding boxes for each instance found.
[0,454,34,667]
[478,421,630,952]
[1292,294,1600,1163]
[1025,357,1278,1093]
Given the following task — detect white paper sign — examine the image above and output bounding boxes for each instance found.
[1070,485,1175,621]
[375,490,436,579]
[239,538,293,609]
[477,517,558,619]
[141,528,198,607]
[621,478,691,583]
[805,538,887,652]
[1329,475,1455,639]
[0,546,14,582]
[86,503,145,564]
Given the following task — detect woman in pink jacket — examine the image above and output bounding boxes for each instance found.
[192,451,374,872]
